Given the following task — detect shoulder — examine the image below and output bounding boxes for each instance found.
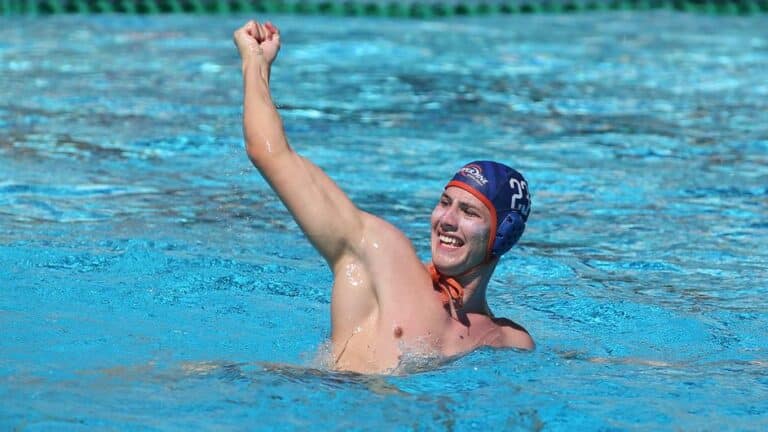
[490,317,535,351]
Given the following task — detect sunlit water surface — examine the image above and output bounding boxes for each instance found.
[1,12,767,431]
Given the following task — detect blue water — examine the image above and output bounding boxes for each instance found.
[2,11,767,430]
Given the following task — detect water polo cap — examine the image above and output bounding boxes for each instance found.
[446,161,531,259]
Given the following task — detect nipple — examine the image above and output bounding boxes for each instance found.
[393,326,403,338]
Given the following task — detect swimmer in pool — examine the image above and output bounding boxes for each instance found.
[234,20,534,374]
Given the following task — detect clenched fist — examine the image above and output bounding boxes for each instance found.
[233,20,281,67]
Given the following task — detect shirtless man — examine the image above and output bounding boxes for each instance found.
[233,20,534,374]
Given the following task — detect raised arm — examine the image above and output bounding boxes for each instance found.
[233,21,365,266]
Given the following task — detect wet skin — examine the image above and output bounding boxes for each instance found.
[328,206,524,373]
[234,20,533,374]
[329,187,533,373]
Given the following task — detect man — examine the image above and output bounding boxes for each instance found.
[233,20,533,374]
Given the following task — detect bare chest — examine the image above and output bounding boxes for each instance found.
[333,298,500,373]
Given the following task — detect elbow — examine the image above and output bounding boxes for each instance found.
[242,120,286,168]
[244,138,263,166]
[244,133,288,169]
[243,132,270,167]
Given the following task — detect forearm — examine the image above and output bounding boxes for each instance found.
[241,57,289,165]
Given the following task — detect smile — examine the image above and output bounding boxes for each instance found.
[438,234,464,248]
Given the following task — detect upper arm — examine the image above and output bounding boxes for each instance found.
[250,148,365,266]
[239,60,365,268]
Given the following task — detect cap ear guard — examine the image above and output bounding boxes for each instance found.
[491,211,526,258]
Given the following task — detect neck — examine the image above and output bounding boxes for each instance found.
[434,258,497,316]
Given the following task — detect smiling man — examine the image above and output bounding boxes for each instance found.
[234,20,533,374]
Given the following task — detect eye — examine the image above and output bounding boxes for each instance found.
[461,206,479,217]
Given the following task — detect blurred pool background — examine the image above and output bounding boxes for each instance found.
[1,7,767,431]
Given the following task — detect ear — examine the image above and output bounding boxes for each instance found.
[491,212,525,257]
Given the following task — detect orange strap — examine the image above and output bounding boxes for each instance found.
[427,263,464,308]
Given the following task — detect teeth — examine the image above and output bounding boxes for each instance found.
[439,234,461,247]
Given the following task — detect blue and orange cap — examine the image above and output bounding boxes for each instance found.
[446,161,531,259]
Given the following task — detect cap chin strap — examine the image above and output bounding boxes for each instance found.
[427,263,464,309]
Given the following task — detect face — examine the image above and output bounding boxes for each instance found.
[430,186,492,276]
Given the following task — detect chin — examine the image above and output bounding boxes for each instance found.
[431,253,466,276]
[431,236,479,275]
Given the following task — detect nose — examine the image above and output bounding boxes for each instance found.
[438,204,459,231]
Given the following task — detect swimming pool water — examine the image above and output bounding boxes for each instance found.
[1,11,767,430]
